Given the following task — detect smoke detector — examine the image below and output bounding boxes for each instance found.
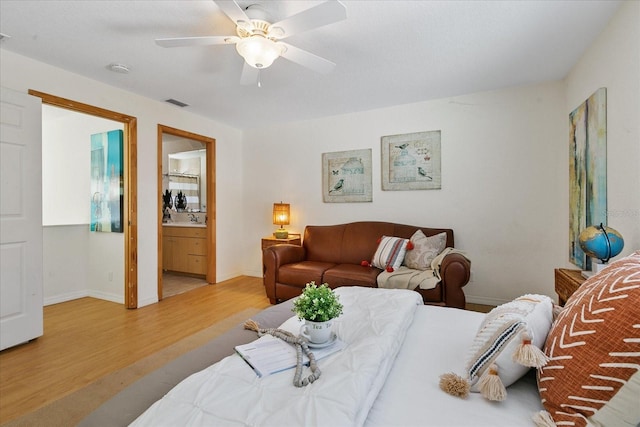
[107,63,130,74]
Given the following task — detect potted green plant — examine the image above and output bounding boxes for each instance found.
[293,282,343,344]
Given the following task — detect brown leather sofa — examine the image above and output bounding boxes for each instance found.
[262,221,471,308]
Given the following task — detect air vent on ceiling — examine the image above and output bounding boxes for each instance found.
[165,99,189,108]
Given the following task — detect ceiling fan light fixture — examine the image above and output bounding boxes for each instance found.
[236,36,282,69]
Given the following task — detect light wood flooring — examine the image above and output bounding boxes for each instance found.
[0,277,493,424]
[162,272,209,299]
[0,276,270,424]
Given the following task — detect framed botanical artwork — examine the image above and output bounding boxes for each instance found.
[322,149,372,203]
[381,130,441,191]
[569,88,607,269]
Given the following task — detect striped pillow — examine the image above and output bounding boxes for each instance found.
[371,236,409,272]
[465,294,554,396]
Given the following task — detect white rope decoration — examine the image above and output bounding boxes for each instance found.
[244,319,321,387]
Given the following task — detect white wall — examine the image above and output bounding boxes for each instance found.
[241,1,639,306]
[1,0,636,308]
[243,82,567,305]
[564,0,640,261]
[1,49,244,307]
[43,225,89,304]
[42,107,123,225]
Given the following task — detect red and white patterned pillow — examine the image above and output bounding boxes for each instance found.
[536,251,640,427]
[371,236,409,272]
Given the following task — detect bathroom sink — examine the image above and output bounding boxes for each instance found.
[162,222,206,228]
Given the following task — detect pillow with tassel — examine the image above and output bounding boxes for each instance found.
[370,236,410,272]
[403,230,447,270]
[440,294,554,402]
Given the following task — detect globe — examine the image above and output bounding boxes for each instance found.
[579,224,624,263]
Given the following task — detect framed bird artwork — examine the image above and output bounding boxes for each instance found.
[322,149,372,203]
[381,130,441,191]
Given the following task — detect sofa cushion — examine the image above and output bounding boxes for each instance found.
[323,264,381,288]
[278,261,337,288]
[404,230,447,270]
[371,236,409,271]
[464,294,553,400]
[537,251,640,427]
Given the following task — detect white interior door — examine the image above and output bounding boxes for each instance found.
[0,87,43,351]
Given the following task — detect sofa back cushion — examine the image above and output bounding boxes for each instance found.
[303,222,454,265]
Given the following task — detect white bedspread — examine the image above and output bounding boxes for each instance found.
[365,305,543,427]
[130,287,422,427]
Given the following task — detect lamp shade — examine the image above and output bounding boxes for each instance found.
[273,202,290,227]
[236,36,283,69]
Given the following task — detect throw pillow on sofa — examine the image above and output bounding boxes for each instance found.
[440,294,553,401]
[534,251,640,427]
[403,230,447,270]
[371,236,409,272]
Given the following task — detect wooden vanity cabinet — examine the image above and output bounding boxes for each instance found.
[163,226,207,275]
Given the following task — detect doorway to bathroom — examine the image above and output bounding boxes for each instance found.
[157,125,216,300]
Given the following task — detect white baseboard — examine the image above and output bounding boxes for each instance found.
[137,296,158,308]
[44,290,124,306]
[44,290,89,306]
[217,271,249,282]
[243,271,262,279]
[87,290,124,304]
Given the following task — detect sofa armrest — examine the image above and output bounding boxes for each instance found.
[263,244,306,304]
[439,253,471,309]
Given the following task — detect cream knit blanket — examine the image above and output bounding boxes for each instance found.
[377,248,470,290]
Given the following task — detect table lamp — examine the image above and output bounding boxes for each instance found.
[273,202,290,239]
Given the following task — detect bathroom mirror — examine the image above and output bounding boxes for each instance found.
[162,135,207,212]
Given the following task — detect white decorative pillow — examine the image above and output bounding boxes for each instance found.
[371,236,409,272]
[440,294,554,401]
[403,230,446,270]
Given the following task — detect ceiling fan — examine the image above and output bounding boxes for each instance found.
[155,0,347,85]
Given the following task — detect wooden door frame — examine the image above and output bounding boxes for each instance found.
[157,125,216,300]
[28,90,139,309]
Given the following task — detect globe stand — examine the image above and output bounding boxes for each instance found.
[581,260,608,279]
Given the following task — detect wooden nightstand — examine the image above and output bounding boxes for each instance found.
[554,268,586,306]
[261,234,301,250]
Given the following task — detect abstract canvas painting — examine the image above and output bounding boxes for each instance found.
[569,88,607,269]
[90,129,124,233]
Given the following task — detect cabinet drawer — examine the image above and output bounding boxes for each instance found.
[163,226,207,238]
[188,255,207,275]
[187,238,207,255]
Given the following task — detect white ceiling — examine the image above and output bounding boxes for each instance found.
[0,0,621,130]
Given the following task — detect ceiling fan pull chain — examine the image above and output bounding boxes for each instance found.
[257,69,262,88]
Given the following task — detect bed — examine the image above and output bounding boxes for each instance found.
[80,287,543,426]
[80,252,640,427]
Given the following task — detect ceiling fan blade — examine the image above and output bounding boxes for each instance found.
[240,62,259,86]
[279,42,335,74]
[270,1,347,39]
[214,0,250,26]
[155,36,238,48]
